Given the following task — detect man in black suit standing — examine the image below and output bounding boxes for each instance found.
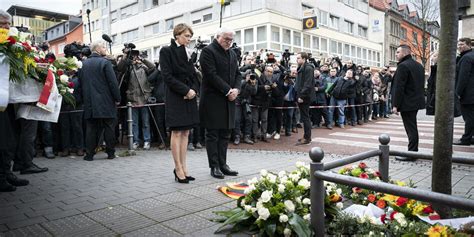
[295,52,316,145]
[199,28,242,179]
[453,38,474,146]
[78,40,121,161]
[391,45,426,161]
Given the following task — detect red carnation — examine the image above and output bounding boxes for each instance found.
[21,42,32,51]
[352,187,362,193]
[374,171,381,177]
[380,214,386,224]
[396,197,409,207]
[422,205,434,214]
[7,36,16,45]
[359,173,369,179]
[68,81,74,88]
[34,56,40,63]
[57,69,64,76]
[47,57,55,64]
[358,162,367,169]
[390,211,398,220]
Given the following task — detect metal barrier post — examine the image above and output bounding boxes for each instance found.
[378,134,390,182]
[309,147,325,237]
[127,102,134,152]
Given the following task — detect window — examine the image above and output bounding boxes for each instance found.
[312,36,319,49]
[145,22,160,37]
[342,0,355,7]
[338,42,342,55]
[111,34,119,45]
[111,11,117,23]
[91,21,95,31]
[318,10,328,26]
[321,38,328,52]
[389,46,397,62]
[203,13,212,22]
[330,40,337,53]
[330,15,339,30]
[257,26,266,42]
[344,44,350,56]
[271,26,279,42]
[121,3,138,19]
[344,20,353,34]
[282,29,291,44]
[58,43,66,54]
[358,26,367,38]
[303,34,310,48]
[413,32,418,45]
[144,0,159,10]
[390,20,400,37]
[401,27,407,40]
[234,30,241,45]
[166,18,174,31]
[122,28,138,42]
[293,32,301,46]
[192,19,201,24]
[153,46,161,61]
[244,28,253,44]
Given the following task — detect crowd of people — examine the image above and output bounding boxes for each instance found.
[1,7,473,191]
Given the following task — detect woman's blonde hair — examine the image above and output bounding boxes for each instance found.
[173,23,193,39]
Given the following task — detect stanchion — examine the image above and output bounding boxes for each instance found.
[127,102,134,152]
[309,147,325,237]
[378,134,390,182]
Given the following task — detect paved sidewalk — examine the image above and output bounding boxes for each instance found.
[1,149,473,236]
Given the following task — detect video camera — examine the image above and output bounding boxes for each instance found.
[195,37,208,50]
[282,49,293,60]
[64,42,90,60]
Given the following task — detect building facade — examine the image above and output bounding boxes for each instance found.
[82,0,382,67]
[459,0,473,38]
[45,21,84,57]
[369,0,432,69]
[7,5,71,43]
[81,0,110,44]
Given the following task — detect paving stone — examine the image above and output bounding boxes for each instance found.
[136,204,188,222]
[170,197,221,213]
[41,214,115,236]
[122,223,183,237]
[85,206,156,234]
[121,198,168,213]
[154,192,196,204]
[43,209,81,221]
[5,216,47,230]
[194,206,231,221]
[1,224,51,237]
[161,214,216,234]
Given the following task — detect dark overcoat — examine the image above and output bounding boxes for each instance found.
[391,55,426,112]
[295,62,316,104]
[199,39,242,129]
[456,49,474,105]
[314,76,327,104]
[79,53,121,119]
[426,64,437,115]
[160,39,199,128]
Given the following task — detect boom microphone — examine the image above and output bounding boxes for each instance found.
[102,34,112,43]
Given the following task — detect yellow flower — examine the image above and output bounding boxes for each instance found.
[0,28,9,44]
[426,225,449,237]
[412,203,426,215]
[381,194,398,203]
[396,181,406,186]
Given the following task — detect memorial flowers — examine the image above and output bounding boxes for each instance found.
[214,162,344,237]
[0,27,38,83]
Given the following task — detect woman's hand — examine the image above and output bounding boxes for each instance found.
[184,89,196,100]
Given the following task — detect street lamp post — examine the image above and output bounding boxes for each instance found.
[86,9,92,43]
[219,0,230,28]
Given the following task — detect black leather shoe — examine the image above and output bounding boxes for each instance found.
[395,156,416,162]
[12,163,24,172]
[20,164,48,174]
[6,173,29,186]
[83,156,93,161]
[0,181,16,192]
[220,165,238,176]
[107,154,117,159]
[453,140,470,146]
[211,167,225,179]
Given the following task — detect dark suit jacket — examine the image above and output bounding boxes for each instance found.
[295,62,316,104]
[160,39,199,128]
[456,49,474,105]
[78,53,121,119]
[199,39,242,129]
[391,55,425,112]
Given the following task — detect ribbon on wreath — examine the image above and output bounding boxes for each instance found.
[36,69,57,112]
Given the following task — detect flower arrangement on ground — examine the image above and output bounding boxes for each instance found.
[214,161,343,237]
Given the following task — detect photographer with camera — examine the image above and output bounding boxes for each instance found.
[282,69,297,136]
[266,62,285,140]
[251,66,277,143]
[233,70,257,145]
[117,44,156,150]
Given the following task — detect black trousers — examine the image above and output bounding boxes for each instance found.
[59,111,84,150]
[15,119,38,167]
[205,129,230,169]
[401,110,419,151]
[311,103,329,126]
[460,104,474,143]
[298,102,311,140]
[85,118,116,157]
[267,107,283,135]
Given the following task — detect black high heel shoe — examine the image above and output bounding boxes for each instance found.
[173,169,189,183]
[185,176,195,181]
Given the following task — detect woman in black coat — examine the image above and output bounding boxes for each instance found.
[426,52,437,116]
[159,24,199,183]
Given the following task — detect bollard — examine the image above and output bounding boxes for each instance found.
[309,147,325,237]
[127,102,134,152]
[378,134,390,182]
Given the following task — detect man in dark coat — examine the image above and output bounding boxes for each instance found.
[311,69,330,129]
[454,38,474,146]
[391,45,426,161]
[78,40,121,161]
[199,28,242,179]
[295,52,316,145]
